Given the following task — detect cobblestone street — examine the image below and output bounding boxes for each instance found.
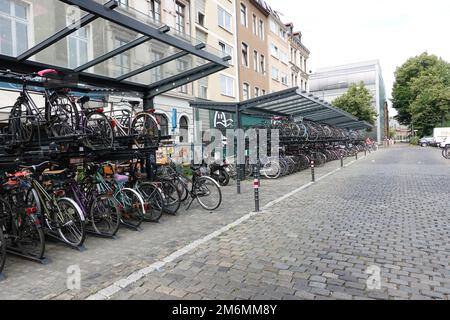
[110,145,450,300]
[2,145,450,300]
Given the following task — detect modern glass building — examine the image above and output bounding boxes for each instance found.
[309,60,387,143]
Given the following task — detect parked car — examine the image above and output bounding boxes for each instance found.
[419,137,435,147]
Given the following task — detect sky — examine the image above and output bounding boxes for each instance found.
[271,0,450,115]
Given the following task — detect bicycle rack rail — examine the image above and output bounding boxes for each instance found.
[6,246,49,265]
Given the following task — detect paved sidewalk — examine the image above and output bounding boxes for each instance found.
[109,145,450,300]
[0,148,358,299]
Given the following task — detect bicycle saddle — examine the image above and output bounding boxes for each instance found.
[77,96,90,105]
[127,100,140,108]
[113,174,129,183]
[42,169,67,175]
[37,69,57,77]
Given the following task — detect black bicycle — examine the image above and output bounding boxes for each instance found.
[0,223,6,276]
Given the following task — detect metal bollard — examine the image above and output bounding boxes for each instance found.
[253,163,260,212]
[311,160,315,182]
[355,152,358,160]
[365,149,367,157]
[340,155,344,168]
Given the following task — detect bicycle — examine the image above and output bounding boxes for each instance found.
[66,166,120,237]
[94,163,145,229]
[106,100,160,148]
[21,161,86,248]
[1,69,79,145]
[0,171,45,260]
[183,165,222,211]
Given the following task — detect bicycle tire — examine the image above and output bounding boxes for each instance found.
[131,112,159,147]
[84,111,114,150]
[159,179,181,215]
[194,176,222,211]
[138,182,165,221]
[120,188,145,227]
[90,193,121,237]
[56,198,86,247]
[47,92,79,137]
[0,225,6,275]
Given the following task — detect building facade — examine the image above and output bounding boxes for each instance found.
[309,60,386,143]
[285,23,310,92]
[235,0,270,101]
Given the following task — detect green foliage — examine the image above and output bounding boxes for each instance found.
[409,136,420,145]
[392,52,450,137]
[332,82,377,126]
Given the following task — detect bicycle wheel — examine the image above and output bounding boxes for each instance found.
[90,194,120,237]
[0,227,5,275]
[16,214,46,260]
[55,198,86,247]
[173,176,189,202]
[8,100,33,143]
[194,176,222,211]
[261,161,281,179]
[85,112,114,150]
[47,92,79,137]
[120,188,145,227]
[138,182,165,221]
[131,112,159,147]
[159,179,181,215]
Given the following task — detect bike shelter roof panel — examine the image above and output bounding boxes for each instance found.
[190,87,373,130]
[0,0,229,95]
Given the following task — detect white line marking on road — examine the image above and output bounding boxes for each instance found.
[86,154,366,300]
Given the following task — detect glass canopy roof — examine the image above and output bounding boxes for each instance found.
[0,0,229,95]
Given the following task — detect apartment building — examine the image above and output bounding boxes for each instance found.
[236,0,270,101]
[266,8,290,93]
[285,23,310,92]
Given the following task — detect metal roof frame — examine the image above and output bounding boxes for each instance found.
[191,88,372,130]
[0,0,229,100]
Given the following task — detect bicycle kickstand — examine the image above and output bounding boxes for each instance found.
[185,196,195,211]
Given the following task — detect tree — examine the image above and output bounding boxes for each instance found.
[332,81,377,126]
[392,52,450,137]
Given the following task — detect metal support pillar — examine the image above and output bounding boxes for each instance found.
[236,104,242,194]
[143,94,157,181]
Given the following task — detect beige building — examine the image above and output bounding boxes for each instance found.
[285,23,310,92]
[236,0,270,101]
[266,7,290,93]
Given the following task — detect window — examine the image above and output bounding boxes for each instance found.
[280,50,289,64]
[175,2,185,34]
[279,28,286,40]
[150,0,161,23]
[270,43,278,58]
[304,58,307,71]
[254,87,260,97]
[218,6,232,32]
[258,19,264,40]
[240,3,247,27]
[177,59,189,93]
[118,0,128,7]
[270,19,277,34]
[301,79,304,90]
[241,42,248,67]
[243,83,250,100]
[198,84,208,99]
[262,89,266,96]
[220,74,234,97]
[113,38,130,77]
[253,50,258,72]
[151,51,163,82]
[219,41,233,65]
[179,116,189,143]
[281,72,288,85]
[156,114,169,136]
[0,0,29,56]
[271,67,279,81]
[197,11,205,26]
[252,14,257,35]
[68,27,89,69]
[260,54,265,74]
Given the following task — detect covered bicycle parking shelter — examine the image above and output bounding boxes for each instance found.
[190,87,373,194]
[0,0,230,168]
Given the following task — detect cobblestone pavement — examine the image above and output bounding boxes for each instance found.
[0,147,357,300]
[109,145,450,300]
